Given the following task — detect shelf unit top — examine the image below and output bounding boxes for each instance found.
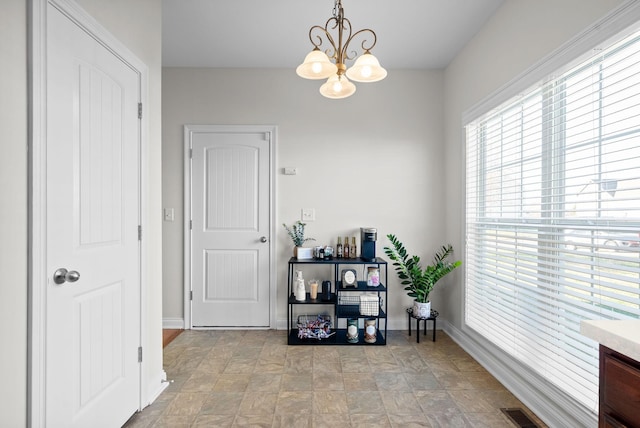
[288,257,387,265]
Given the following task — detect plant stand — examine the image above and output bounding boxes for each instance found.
[407,308,439,343]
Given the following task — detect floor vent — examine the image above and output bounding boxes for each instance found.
[500,408,539,428]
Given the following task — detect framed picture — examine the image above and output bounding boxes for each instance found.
[341,269,357,288]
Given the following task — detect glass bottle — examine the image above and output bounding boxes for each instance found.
[343,236,350,258]
[336,237,343,258]
[350,236,357,259]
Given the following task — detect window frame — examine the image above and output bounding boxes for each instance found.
[464,25,640,412]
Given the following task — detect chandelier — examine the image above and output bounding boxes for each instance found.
[296,0,387,99]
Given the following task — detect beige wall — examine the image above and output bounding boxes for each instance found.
[162,68,446,329]
[442,0,627,328]
[0,0,162,425]
[0,1,28,426]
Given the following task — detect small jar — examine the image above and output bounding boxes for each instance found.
[366,267,380,287]
[347,318,359,343]
[364,318,377,343]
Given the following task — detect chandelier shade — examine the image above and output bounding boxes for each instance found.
[319,74,356,99]
[345,52,387,82]
[297,0,386,99]
[296,49,338,79]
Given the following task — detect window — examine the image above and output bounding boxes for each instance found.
[465,28,640,411]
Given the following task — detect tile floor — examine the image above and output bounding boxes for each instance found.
[124,329,546,427]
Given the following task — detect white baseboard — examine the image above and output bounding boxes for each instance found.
[441,320,597,428]
[162,318,185,329]
[276,318,288,330]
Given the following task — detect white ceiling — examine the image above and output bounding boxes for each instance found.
[162,0,505,69]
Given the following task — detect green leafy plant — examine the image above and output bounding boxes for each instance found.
[383,234,461,303]
[282,221,315,247]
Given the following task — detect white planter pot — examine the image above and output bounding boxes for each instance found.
[413,300,431,318]
[296,247,314,260]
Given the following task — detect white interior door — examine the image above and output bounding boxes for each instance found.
[188,126,273,327]
[45,4,141,426]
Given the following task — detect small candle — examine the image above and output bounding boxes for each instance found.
[309,280,318,299]
[365,318,377,343]
[347,318,359,343]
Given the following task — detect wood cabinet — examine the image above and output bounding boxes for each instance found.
[600,345,640,428]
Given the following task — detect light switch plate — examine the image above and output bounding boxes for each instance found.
[164,208,174,222]
[301,208,315,221]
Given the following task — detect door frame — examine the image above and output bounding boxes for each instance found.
[28,0,149,425]
[183,124,277,329]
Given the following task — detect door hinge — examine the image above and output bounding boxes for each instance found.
[190,220,192,230]
[138,225,142,241]
[189,148,193,158]
[138,103,142,119]
[138,346,143,363]
[190,290,193,300]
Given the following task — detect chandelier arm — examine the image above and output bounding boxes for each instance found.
[308,20,340,61]
[342,28,378,62]
[308,25,331,50]
[324,16,344,63]
[334,17,352,65]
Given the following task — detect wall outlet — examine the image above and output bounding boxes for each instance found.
[301,208,315,221]
[163,208,174,222]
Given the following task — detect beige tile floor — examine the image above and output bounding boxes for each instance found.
[123,330,546,427]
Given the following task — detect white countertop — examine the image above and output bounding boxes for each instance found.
[580,319,640,362]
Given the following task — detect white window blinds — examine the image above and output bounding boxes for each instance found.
[465,28,640,412]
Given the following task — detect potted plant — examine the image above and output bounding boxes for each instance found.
[383,234,461,317]
[282,221,315,258]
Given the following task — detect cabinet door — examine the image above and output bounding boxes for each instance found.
[602,413,628,428]
[601,352,640,427]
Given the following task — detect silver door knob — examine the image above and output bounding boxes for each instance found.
[260,236,268,243]
[53,268,81,285]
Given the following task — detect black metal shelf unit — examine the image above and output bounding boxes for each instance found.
[287,257,388,345]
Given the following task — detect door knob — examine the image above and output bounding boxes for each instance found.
[260,236,268,243]
[53,268,81,285]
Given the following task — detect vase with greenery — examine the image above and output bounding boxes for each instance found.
[283,221,315,257]
[383,234,461,317]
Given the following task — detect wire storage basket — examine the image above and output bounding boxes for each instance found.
[359,293,380,316]
[296,314,334,340]
[338,293,380,316]
[337,294,359,306]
